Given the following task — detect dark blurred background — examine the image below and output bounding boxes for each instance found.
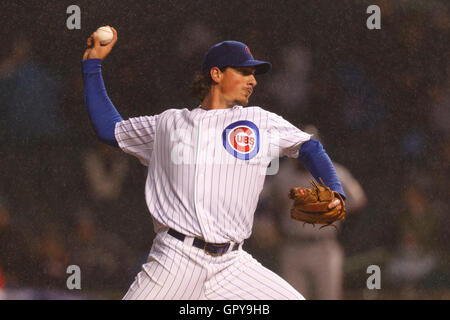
[0,0,448,299]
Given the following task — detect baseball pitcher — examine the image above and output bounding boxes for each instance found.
[81,27,345,299]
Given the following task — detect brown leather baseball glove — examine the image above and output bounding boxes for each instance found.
[288,179,346,229]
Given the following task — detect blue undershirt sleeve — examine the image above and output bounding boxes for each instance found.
[298,139,346,200]
[82,59,123,147]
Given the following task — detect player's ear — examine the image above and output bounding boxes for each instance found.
[210,67,223,84]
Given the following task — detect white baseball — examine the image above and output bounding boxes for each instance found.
[96,26,113,45]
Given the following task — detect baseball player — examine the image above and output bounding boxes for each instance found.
[81,27,345,300]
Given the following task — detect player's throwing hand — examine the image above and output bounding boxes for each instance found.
[82,26,118,61]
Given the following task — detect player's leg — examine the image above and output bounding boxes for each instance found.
[205,250,305,300]
[123,231,207,300]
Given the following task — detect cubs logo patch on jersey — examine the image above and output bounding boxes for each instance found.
[222,120,260,160]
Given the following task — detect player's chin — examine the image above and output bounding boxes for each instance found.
[234,96,250,106]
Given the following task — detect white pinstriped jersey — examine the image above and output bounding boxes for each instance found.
[115,105,311,243]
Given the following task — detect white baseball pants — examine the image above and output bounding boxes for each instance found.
[123,229,304,300]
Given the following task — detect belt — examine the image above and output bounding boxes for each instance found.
[168,228,240,257]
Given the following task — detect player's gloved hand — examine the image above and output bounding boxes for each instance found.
[288,179,346,229]
[83,26,118,61]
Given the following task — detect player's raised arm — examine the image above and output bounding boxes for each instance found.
[81,26,122,147]
[83,26,118,61]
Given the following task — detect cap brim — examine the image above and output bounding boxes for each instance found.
[232,60,272,75]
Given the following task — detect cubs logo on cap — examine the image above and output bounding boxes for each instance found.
[245,46,252,56]
[222,120,260,160]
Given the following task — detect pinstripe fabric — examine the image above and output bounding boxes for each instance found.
[116,105,310,300]
[115,106,311,243]
[123,230,304,300]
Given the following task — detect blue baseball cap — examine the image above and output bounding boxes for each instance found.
[201,41,272,75]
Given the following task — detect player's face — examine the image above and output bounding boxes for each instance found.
[219,67,257,106]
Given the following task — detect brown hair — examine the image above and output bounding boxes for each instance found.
[189,67,227,101]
